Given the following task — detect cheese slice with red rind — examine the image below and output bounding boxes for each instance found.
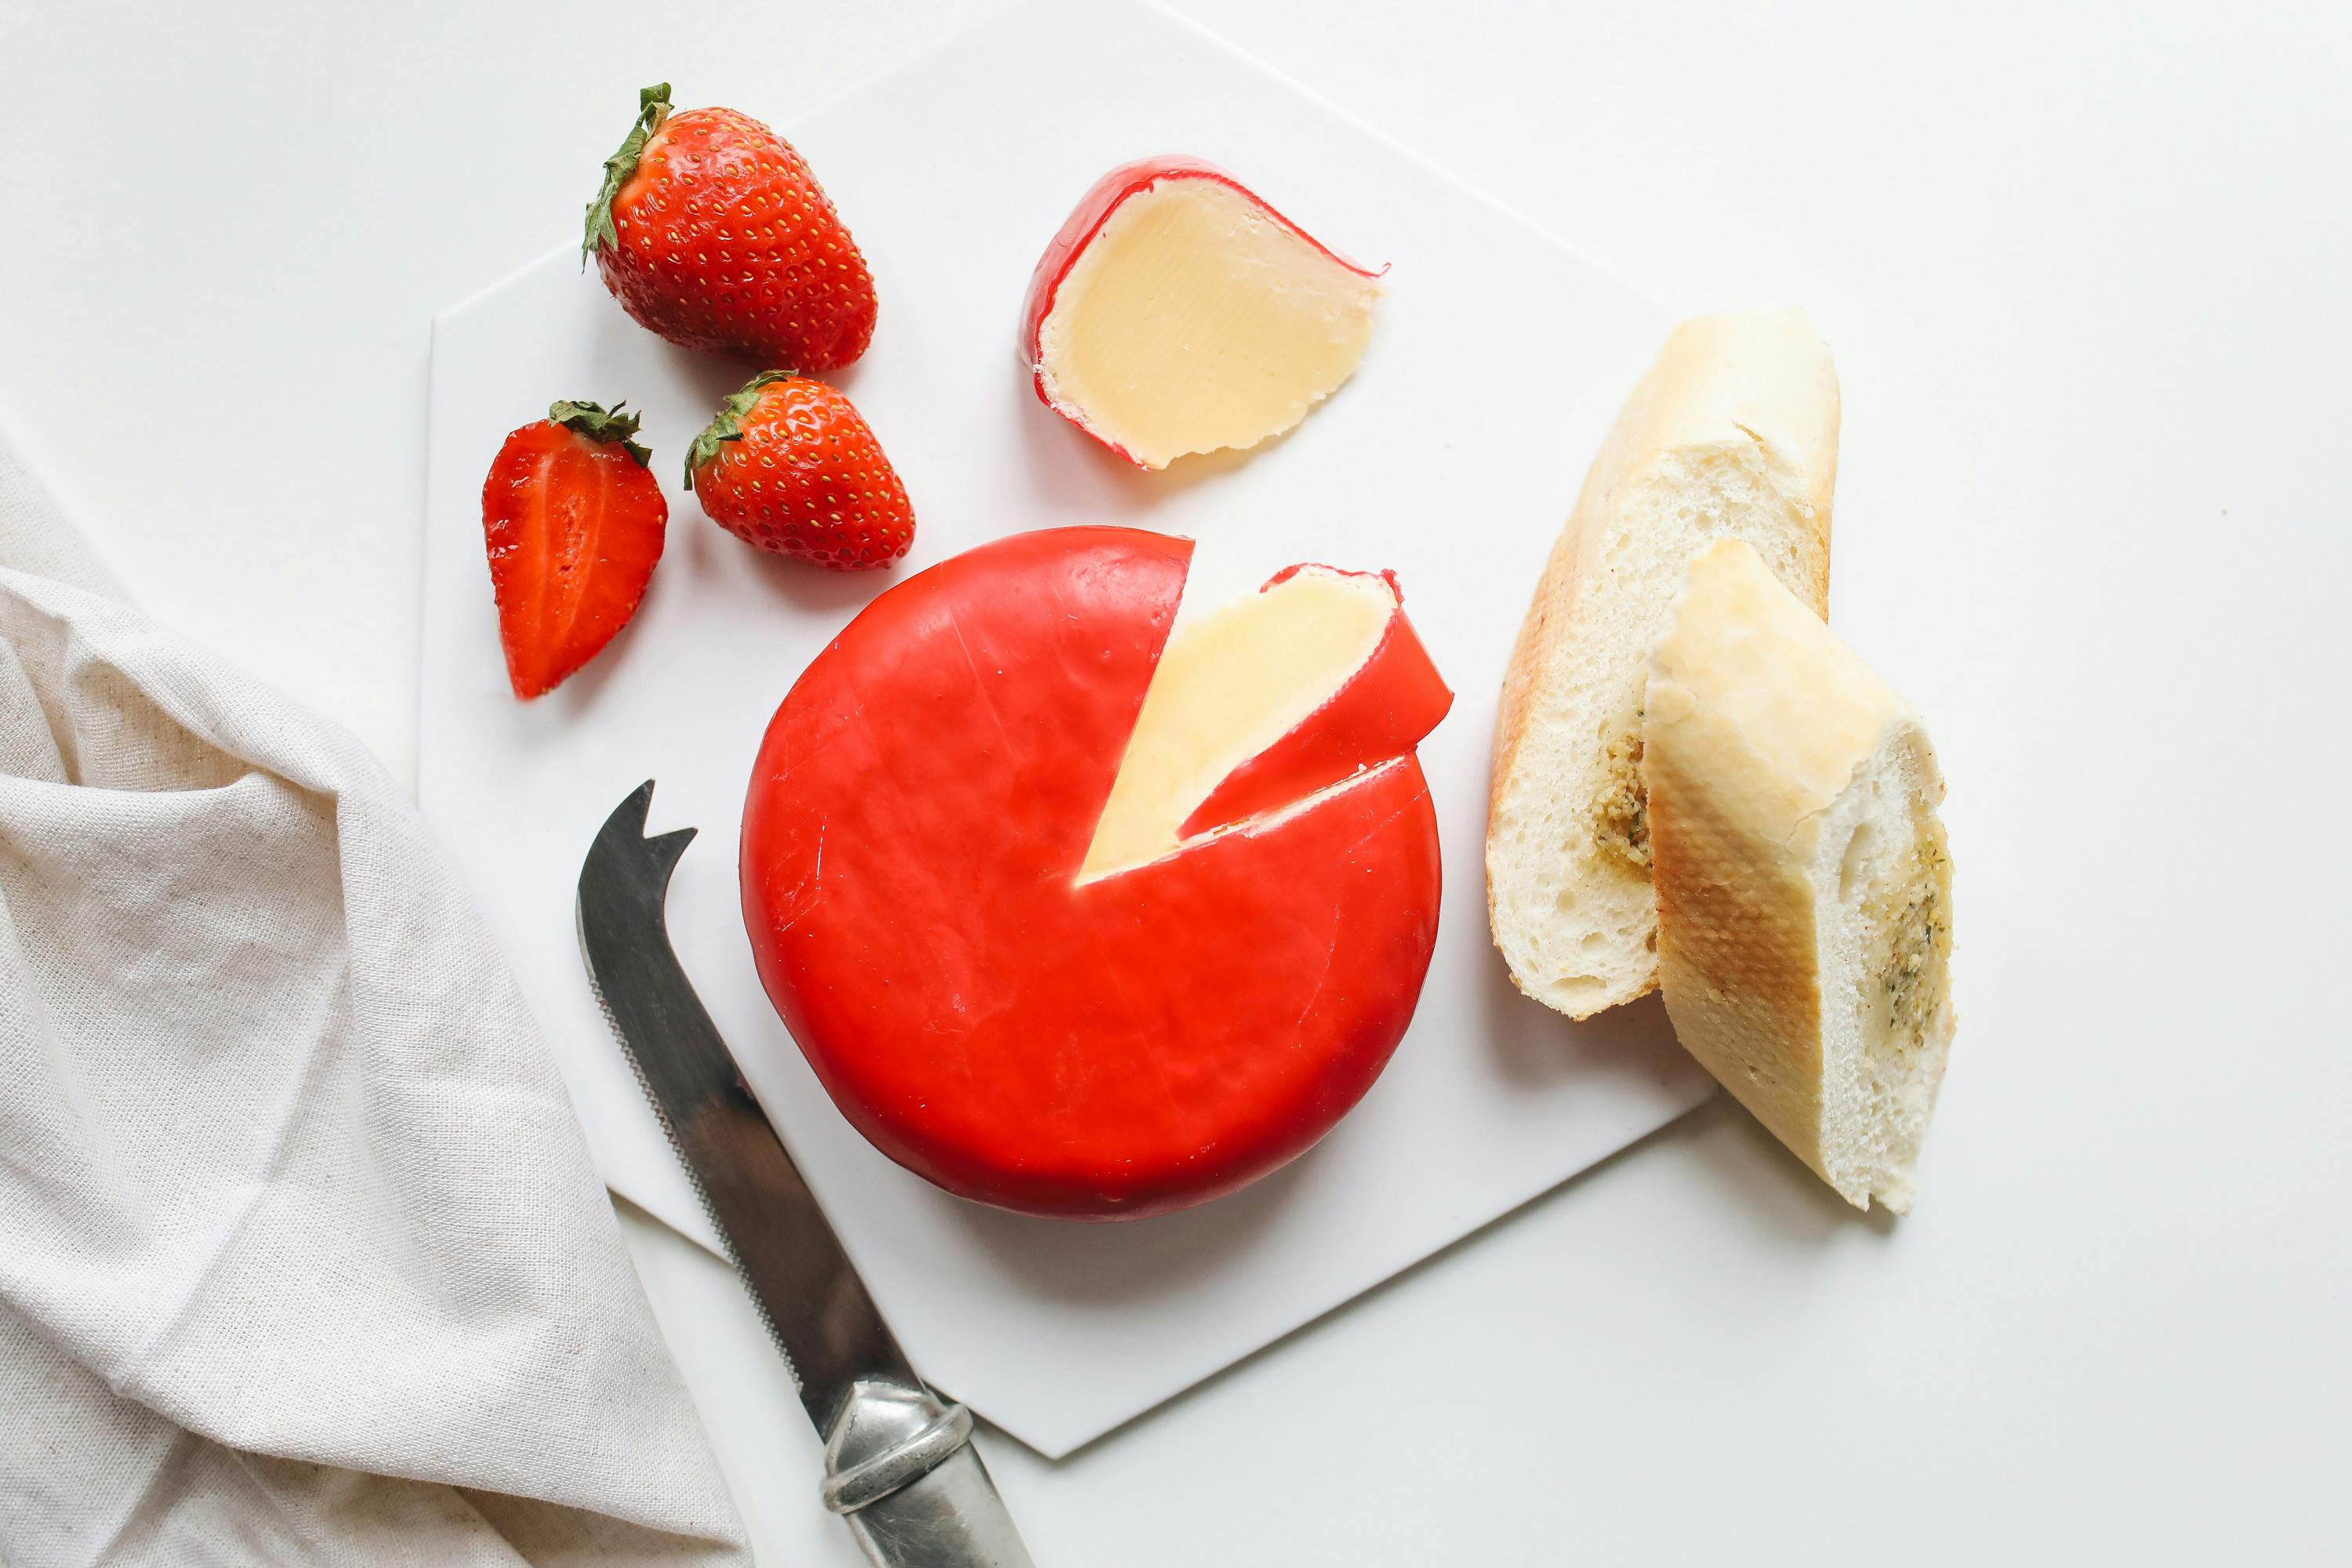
[1180,566,1453,841]
[740,527,1446,1219]
[1021,157,1383,470]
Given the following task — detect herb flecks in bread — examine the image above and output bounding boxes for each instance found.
[1591,717,1651,873]
[1866,837,1950,1062]
[1645,539,1956,1214]
[1486,311,1840,1019]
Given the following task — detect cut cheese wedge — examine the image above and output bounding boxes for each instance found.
[1082,565,1450,879]
[1645,539,1955,1214]
[1022,158,1382,469]
[741,528,1453,1220]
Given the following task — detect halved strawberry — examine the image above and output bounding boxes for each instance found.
[481,401,668,699]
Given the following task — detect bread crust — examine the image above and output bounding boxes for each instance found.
[1642,699,1828,1171]
[1486,311,1838,1016]
[1645,539,1951,1211]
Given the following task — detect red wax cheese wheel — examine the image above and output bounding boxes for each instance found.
[741,527,1448,1219]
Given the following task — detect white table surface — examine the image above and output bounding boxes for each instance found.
[4,2,2346,1563]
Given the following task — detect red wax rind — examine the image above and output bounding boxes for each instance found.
[740,527,1443,1220]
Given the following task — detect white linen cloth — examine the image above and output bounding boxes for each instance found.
[0,437,751,1566]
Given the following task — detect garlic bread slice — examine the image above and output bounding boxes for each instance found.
[1644,539,1954,1213]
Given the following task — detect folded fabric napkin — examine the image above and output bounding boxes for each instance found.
[0,437,750,1566]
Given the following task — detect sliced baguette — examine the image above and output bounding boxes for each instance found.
[1488,310,1839,1019]
[1644,539,1955,1213]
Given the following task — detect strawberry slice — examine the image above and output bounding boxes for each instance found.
[481,400,668,699]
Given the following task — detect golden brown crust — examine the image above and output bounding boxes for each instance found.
[1645,684,1831,1181]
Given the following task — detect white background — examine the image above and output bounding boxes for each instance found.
[3,2,2347,1563]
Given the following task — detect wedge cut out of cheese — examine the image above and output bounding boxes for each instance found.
[1082,564,1450,879]
[1022,158,1383,470]
[741,528,1451,1220]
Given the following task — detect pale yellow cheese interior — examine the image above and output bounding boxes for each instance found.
[1038,177,1380,469]
[1079,568,1396,881]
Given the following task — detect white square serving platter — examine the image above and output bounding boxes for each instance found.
[419,0,1709,1457]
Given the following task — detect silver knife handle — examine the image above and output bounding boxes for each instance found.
[825,1380,1036,1568]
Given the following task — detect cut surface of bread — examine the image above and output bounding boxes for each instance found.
[1487,310,1839,1019]
[1644,539,1954,1213]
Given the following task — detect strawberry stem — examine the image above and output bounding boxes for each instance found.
[550,399,654,469]
[581,83,673,265]
[683,370,797,490]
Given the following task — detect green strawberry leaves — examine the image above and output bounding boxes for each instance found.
[582,82,673,264]
[549,399,653,469]
[683,370,796,490]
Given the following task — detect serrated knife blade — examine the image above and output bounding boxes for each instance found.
[577,781,1035,1568]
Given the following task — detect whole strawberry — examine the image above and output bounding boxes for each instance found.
[482,401,667,698]
[583,83,877,371]
[685,372,914,570]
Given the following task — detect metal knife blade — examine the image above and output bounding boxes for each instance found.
[578,781,1034,1568]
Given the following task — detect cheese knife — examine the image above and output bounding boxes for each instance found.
[578,781,1036,1568]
